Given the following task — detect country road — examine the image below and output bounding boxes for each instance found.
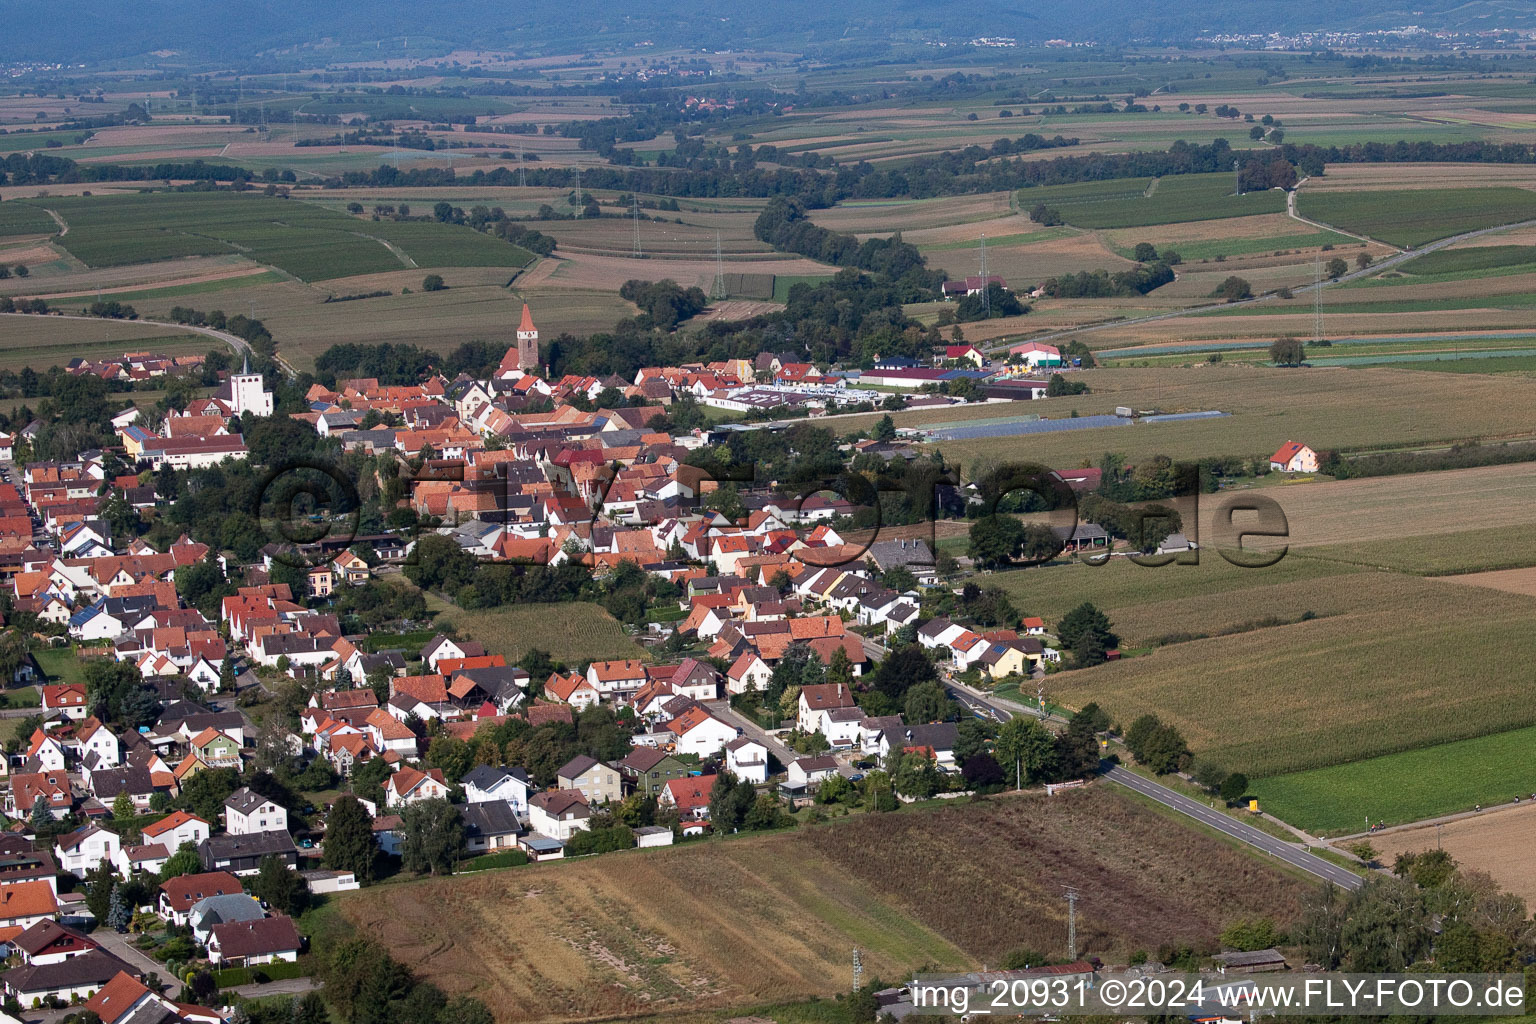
[985,211,1536,352]
[943,678,1364,890]
[0,311,300,377]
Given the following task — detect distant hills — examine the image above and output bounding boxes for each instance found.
[6,0,1536,66]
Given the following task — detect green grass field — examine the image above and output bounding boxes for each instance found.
[15,193,534,282]
[423,593,642,667]
[1018,173,1287,229]
[1252,726,1536,835]
[1393,244,1536,277]
[1298,188,1536,248]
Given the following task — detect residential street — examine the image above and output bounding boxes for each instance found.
[706,699,795,768]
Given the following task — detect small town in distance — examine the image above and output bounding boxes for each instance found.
[1,4,1536,1022]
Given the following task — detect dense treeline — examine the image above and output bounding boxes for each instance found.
[315,340,508,387]
[1040,261,1175,298]
[617,279,709,330]
[1321,440,1536,480]
[753,198,942,288]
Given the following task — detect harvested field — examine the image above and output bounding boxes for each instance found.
[1238,462,1536,552]
[932,365,1536,471]
[531,251,834,293]
[1048,574,1536,778]
[1301,163,1536,191]
[1371,804,1536,906]
[1439,565,1536,596]
[339,789,1308,1021]
[809,193,1015,235]
[692,300,782,323]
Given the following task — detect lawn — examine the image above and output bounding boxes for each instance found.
[1297,187,1536,248]
[34,647,87,685]
[340,788,1307,1022]
[1017,173,1287,229]
[1047,574,1536,779]
[422,592,642,667]
[1251,726,1536,835]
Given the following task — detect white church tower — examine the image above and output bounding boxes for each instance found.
[230,355,274,417]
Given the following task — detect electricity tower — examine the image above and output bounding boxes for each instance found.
[633,195,642,258]
[1063,887,1081,961]
[712,230,726,299]
[978,232,990,317]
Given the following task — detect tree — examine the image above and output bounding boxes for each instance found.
[112,792,135,821]
[1213,276,1252,302]
[967,514,1024,569]
[707,771,756,832]
[252,854,310,915]
[322,795,377,882]
[399,798,463,876]
[903,679,952,723]
[421,274,446,292]
[1056,602,1118,656]
[872,414,897,442]
[816,774,853,804]
[1124,714,1188,774]
[1355,252,1373,270]
[962,751,1005,789]
[1219,772,1249,804]
[1221,917,1282,952]
[1326,257,1348,280]
[84,862,115,922]
[107,884,130,933]
[994,716,1055,788]
[159,841,203,882]
[869,644,936,703]
[890,751,941,799]
[1269,337,1306,367]
[1132,242,1159,262]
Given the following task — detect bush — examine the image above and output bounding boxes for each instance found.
[459,848,529,872]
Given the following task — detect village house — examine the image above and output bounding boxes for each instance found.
[556,755,622,805]
[1269,441,1319,473]
[528,790,591,841]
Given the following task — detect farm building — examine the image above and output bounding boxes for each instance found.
[1008,341,1064,369]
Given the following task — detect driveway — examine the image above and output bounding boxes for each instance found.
[90,925,168,978]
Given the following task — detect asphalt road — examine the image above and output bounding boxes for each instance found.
[1104,764,1362,890]
[707,699,796,767]
[948,682,1363,890]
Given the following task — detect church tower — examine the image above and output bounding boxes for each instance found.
[516,303,539,371]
